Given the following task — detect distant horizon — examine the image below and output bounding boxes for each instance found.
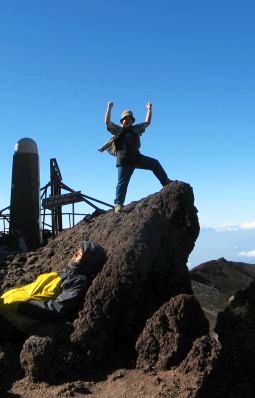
[189,226,255,269]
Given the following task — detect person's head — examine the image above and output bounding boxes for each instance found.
[120,110,135,128]
[72,240,107,276]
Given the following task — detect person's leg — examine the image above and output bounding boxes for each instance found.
[114,165,134,206]
[135,154,170,186]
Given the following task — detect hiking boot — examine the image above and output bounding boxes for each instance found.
[114,204,123,213]
[163,178,173,186]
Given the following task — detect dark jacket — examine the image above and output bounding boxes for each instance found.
[17,262,90,321]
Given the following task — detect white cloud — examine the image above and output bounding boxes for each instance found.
[216,225,239,232]
[202,223,239,231]
[202,221,255,231]
[240,221,255,229]
[238,250,255,258]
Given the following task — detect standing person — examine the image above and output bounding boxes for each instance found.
[101,101,172,213]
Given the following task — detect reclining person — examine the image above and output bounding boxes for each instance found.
[0,240,107,339]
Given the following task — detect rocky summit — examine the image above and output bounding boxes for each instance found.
[0,182,255,397]
[191,258,255,333]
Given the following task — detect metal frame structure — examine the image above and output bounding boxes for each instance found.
[0,206,10,236]
[40,158,113,238]
[1,157,113,242]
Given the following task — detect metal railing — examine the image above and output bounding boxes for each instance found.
[0,158,113,243]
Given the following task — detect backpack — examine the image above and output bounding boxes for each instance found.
[98,130,141,157]
[106,139,117,156]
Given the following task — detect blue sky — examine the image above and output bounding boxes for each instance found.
[1,1,255,265]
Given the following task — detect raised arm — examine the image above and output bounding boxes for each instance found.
[105,101,114,129]
[145,102,152,125]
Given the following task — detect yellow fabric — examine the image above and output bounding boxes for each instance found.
[0,272,62,331]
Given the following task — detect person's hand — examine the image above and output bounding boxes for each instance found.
[146,102,152,110]
[108,101,113,109]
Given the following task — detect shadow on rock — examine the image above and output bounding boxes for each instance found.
[0,342,24,394]
[136,294,209,370]
[1,183,202,384]
[211,280,255,397]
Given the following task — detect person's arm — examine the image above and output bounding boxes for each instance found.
[17,275,89,321]
[145,102,152,125]
[135,102,152,134]
[105,101,114,129]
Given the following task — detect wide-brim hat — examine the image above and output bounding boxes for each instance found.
[120,110,135,124]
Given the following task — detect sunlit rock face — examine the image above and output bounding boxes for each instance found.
[1,182,202,383]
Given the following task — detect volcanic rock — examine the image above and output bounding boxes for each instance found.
[0,181,201,384]
[213,280,255,397]
[70,181,199,368]
[178,335,220,377]
[136,294,209,370]
[19,322,75,382]
[20,335,55,381]
[4,181,254,397]
[191,258,255,332]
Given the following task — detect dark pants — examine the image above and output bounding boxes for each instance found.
[115,154,169,205]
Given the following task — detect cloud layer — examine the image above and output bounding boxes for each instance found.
[203,220,255,232]
[238,250,255,258]
[240,221,255,229]
[189,222,255,267]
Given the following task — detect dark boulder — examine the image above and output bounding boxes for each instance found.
[178,335,220,377]
[136,294,209,370]
[1,182,200,381]
[19,322,78,382]
[178,336,222,398]
[20,335,55,381]
[70,182,199,366]
[212,280,255,397]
